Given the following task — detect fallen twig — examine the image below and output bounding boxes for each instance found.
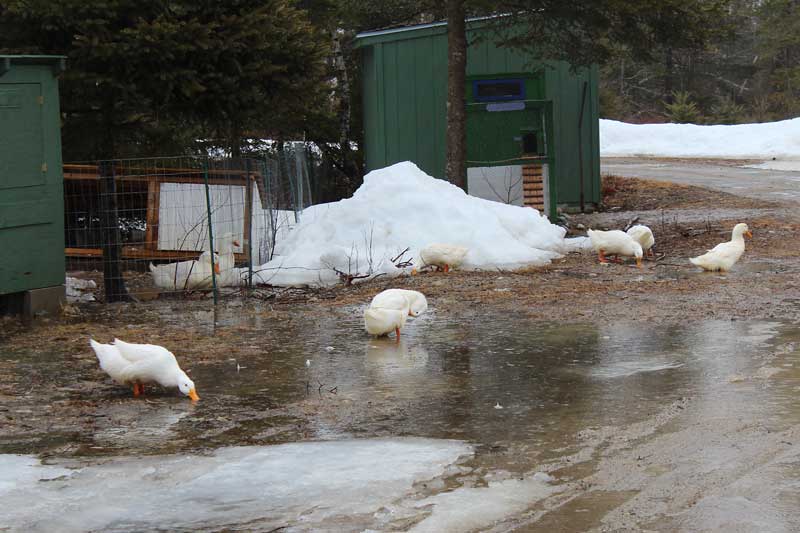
[391,247,410,263]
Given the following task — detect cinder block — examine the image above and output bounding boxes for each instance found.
[22,285,65,318]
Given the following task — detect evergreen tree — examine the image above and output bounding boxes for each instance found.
[756,0,800,117]
[663,91,703,123]
[0,0,330,160]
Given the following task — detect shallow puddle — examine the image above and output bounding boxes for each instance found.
[1,302,799,531]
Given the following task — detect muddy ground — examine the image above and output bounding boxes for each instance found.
[328,174,800,325]
[1,174,799,531]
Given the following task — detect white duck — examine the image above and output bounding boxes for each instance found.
[419,243,468,272]
[149,250,221,291]
[214,232,241,287]
[364,289,413,339]
[370,288,428,317]
[626,225,655,257]
[689,222,752,272]
[89,338,199,400]
[587,229,643,267]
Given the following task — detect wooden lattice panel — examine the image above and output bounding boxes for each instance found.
[522,163,545,211]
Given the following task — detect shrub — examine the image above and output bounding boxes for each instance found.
[663,91,702,123]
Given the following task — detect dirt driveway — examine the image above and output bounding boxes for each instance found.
[602,157,800,205]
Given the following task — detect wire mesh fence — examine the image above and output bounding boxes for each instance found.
[64,154,309,303]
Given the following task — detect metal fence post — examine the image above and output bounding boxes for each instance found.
[294,145,304,211]
[202,160,218,305]
[98,160,133,302]
[245,159,253,290]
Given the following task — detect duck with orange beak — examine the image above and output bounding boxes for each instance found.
[690,222,752,272]
[587,229,644,268]
[89,338,200,401]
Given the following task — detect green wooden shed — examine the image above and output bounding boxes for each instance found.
[355,19,600,215]
[0,55,67,316]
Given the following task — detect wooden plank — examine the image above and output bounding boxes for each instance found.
[64,173,249,186]
[66,247,246,262]
[144,179,160,250]
[63,163,256,177]
[522,164,543,180]
[63,163,262,187]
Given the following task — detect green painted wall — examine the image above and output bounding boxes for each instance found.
[356,23,600,208]
[0,56,66,295]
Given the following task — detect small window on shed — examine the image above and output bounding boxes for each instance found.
[473,79,526,102]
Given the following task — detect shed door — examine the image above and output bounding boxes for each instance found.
[0,83,45,190]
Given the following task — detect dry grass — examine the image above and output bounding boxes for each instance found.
[601,174,773,211]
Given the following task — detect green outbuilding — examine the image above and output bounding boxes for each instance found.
[355,19,600,216]
[0,55,67,317]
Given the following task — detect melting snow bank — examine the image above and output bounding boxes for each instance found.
[249,162,584,287]
[600,117,800,159]
[0,438,565,532]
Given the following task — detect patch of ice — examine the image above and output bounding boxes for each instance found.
[406,475,560,532]
[755,366,783,380]
[249,162,571,287]
[0,456,72,499]
[590,360,685,379]
[600,118,800,159]
[743,159,800,171]
[0,438,472,533]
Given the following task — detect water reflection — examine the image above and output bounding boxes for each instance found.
[365,338,429,374]
[3,302,798,462]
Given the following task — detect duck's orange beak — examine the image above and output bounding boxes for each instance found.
[410,268,418,276]
[636,257,643,269]
[745,230,753,239]
[188,388,200,401]
[214,263,221,275]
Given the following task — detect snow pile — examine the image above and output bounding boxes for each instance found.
[0,438,472,532]
[251,161,578,287]
[600,117,800,159]
[65,276,96,303]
